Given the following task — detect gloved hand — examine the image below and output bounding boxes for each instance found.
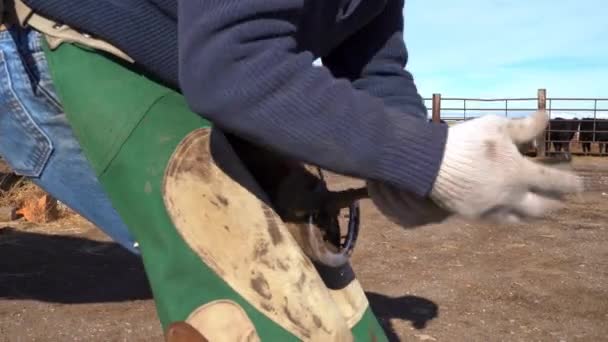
[428,110,583,223]
[368,110,584,227]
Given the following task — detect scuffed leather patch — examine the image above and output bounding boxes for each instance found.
[186,300,259,342]
[162,128,353,341]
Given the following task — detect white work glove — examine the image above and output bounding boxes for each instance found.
[430,110,583,223]
[369,110,584,226]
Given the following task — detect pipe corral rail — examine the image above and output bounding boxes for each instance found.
[425,89,608,157]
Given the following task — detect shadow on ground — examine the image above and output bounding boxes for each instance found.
[0,225,439,341]
[366,292,439,341]
[0,226,152,303]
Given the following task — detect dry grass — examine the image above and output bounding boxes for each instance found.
[0,177,39,208]
[0,176,86,232]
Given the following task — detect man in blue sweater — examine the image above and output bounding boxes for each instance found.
[7,0,584,340]
[17,0,582,221]
[176,0,582,223]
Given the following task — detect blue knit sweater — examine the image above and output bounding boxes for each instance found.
[24,0,448,197]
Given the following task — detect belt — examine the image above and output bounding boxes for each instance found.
[0,0,134,63]
[15,0,133,63]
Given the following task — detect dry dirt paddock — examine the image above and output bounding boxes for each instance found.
[0,157,606,341]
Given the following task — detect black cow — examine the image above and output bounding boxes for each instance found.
[579,118,608,155]
[546,117,579,153]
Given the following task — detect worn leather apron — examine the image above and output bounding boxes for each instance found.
[43,40,387,341]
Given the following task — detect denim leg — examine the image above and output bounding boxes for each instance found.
[0,27,139,254]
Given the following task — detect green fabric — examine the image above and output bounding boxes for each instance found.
[352,309,388,342]
[43,41,387,341]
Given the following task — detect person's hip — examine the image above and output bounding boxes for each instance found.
[0,26,139,254]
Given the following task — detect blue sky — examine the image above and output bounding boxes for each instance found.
[312,1,607,118]
[402,0,607,99]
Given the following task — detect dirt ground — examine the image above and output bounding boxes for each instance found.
[0,157,606,341]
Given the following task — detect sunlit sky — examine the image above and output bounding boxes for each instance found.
[403,0,607,99]
[313,1,607,118]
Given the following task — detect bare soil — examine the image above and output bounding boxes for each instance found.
[0,157,606,341]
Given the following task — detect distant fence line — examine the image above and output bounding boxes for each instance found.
[425,89,608,157]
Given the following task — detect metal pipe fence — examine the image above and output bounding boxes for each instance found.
[425,89,608,157]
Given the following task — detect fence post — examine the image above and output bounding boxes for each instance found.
[536,88,547,157]
[432,93,441,123]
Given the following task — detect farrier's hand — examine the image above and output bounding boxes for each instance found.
[429,110,583,223]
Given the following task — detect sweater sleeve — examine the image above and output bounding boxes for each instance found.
[321,0,428,121]
[176,0,448,196]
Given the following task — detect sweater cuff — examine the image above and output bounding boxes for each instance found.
[373,114,448,197]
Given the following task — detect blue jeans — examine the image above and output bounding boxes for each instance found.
[0,26,139,254]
